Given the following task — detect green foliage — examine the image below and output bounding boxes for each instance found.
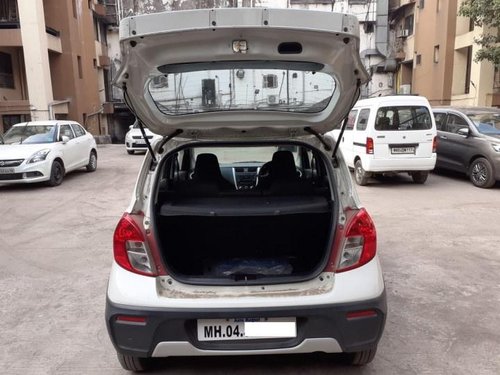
[459,0,500,65]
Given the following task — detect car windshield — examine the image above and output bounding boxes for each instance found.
[194,145,299,164]
[467,113,500,135]
[148,68,336,116]
[3,125,57,144]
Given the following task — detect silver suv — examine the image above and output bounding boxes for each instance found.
[105,8,386,371]
[433,107,500,188]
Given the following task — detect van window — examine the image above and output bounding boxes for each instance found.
[356,109,370,131]
[345,109,358,130]
[375,106,432,131]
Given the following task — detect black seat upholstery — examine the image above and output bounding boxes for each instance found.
[257,150,312,195]
[192,153,234,191]
[377,117,391,130]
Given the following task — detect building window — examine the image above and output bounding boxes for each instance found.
[348,0,368,4]
[469,18,475,32]
[93,17,100,41]
[433,45,440,63]
[416,54,422,65]
[263,74,278,89]
[404,15,414,36]
[77,56,83,79]
[494,67,500,89]
[419,0,425,9]
[72,0,78,18]
[0,52,14,89]
[465,46,472,94]
[2,114,30,132]
[0,0,19,22]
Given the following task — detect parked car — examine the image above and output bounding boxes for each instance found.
[125,121,162,154]
[330,95,437,185]
[432,106,500,188]
[105,8,386,372]
[0,120,97,186]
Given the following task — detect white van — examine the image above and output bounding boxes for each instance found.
[332,95,437,185]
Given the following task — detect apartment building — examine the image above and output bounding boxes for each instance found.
[0,0,115,135]
[390,0,499,107]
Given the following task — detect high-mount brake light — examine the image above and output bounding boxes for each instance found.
[337,208,377,272]
[113,214,156,276]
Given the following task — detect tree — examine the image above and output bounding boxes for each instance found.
[459,0,500,66]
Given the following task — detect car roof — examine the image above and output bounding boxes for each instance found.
[432,106,500,115]
[354,95,430,107]
[12,120,81,127]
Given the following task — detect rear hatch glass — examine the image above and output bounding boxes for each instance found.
[373,106,434,158]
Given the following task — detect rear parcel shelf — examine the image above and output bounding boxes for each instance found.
[159,196,331,217]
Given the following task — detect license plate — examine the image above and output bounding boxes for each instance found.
[135,139,146,144]
[391,147,415,154]
[0,168,15,174]
[197,317,296,341]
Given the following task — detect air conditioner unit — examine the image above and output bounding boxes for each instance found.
[397,29,410,38]
[267,94,278,105]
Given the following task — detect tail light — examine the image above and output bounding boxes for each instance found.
[113,213,157,276]
[432,136,437,153]
[337,208,377,273]
[366,137,374,154]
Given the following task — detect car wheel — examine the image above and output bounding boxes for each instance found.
[411,171,428,184]
[117,353,153,372]
[127,150,135,155]
[48,160,64,187]
[354,159,369,186]
[346,347,377,366]
[469,157,495,188]
[86,150,97,172]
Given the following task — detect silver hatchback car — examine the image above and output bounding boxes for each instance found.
[106,8,386,371]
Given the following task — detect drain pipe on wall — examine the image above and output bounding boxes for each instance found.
[48,99,71,120]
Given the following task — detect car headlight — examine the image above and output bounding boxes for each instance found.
[491,143,500,152]
[27,149,51,164]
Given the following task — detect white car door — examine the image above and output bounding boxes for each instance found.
[59,124,80,171]
[71,123,92,167]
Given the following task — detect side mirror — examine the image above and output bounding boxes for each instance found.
[129,125,134,130]
[61,135,70,144]
[457,128,470,137]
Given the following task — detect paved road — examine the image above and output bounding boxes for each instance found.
[1,145,499,374]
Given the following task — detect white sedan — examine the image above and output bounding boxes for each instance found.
[124,121,162,154]
[0,120,97,186]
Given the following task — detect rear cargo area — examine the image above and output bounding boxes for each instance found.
[156,198,332,281]
[153,144,336,283]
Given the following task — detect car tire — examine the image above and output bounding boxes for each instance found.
[127,150,135,155]
[48,160,64,187]
[469,158,495,188]
[86,150,97,172]
[411,171,428,184]
[117,353,152,372]
[354,159,369,186]
[347,347,377,366]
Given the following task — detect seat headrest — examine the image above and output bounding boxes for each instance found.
[377,117,391,129]
[193,153,222,181]
[271,150,297,179]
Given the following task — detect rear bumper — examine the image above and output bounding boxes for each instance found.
[106,291,387,358]
[362,154,436,173]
